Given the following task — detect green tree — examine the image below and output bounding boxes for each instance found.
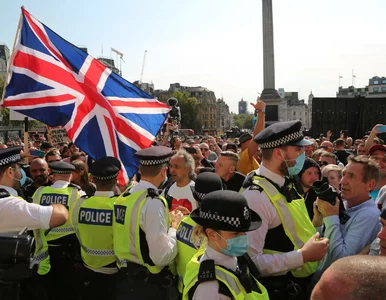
[173,90,201,133]
[233,114,253,130]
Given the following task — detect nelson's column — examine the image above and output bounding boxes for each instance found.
[261,0,280,125]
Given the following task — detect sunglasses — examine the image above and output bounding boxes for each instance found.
[318,161,329,166]
[200,148,209,152]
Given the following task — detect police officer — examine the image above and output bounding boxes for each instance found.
[113,146,184,299]
[175,172,224,294]
[32,161,84,300]
[0,147,68,233]
[241,120,329,299]
[182,190,269,299]
[0,148,68,300]
[71,156,121,300]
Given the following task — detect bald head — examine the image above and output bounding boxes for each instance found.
[30,158,49,186]
[312,256,386,300]
[321,141,334,153]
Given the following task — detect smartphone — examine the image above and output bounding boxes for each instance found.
[31,149,45,158]
[184,147,197,155]
[378,125,386,133]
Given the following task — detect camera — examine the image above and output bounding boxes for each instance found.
[313,177,350,224]
[167,97,181,125]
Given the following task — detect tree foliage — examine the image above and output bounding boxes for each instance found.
[173,90,201,133]
[233,114,253,130]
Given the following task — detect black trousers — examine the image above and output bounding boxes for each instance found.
[79,268,117,300]
[115,273,168,300]
[259,273,313,300]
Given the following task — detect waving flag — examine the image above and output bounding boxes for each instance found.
[2,8,170,184]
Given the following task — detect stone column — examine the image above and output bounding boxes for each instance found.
[261,0,279,100]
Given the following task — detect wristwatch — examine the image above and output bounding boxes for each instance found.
[257,108,266,113]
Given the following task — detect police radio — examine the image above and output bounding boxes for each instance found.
[0,227,36,281]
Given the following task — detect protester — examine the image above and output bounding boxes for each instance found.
[311,256,386,300]
[311,156,381,284]
[71,160,96,196]
[215,151,245,192]
[164,150,196,212]
[321,164,342,193]
[298,158,321,220]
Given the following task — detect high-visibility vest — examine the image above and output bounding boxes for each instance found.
[176,215,204,293]
[113,188,169,274]
[33,185,80,241]
[70,195,117,269]
[183,250,269,300]
[243,175,318,278]
[31,228,50,275]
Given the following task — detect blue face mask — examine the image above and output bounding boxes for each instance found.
[287,152,306,177]
[13,168,27,187]
[216,232,249,257]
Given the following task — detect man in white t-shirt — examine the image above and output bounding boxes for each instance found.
[164,150,196,212]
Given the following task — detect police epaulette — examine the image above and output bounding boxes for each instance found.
[242,171,255,189]
[147,188,159,198]
[0,188,10,199]
[249,185,264,192]
[68,183,82,190]
[111,194,120,198]
[198,259,216,283]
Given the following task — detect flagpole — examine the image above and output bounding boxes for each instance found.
[339,75,341,88]
[1,7,23,103]
[352,70,354,87]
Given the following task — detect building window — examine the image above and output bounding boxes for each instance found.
[374,80,379,85]
[382,87,386,92]
[374,87,379,93]
[382,80,386,84]
[293,111,296,116]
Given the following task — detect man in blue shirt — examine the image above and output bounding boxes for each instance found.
[311,155,381,283]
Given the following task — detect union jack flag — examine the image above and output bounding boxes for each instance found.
[2,8,170,184]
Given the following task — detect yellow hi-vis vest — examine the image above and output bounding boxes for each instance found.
[113,188,169,274]
[176,215,204,293]
[33,185,80,241]
[246,175,318,278]
[70,195,117,269]
[183,250,269,300]
[31,228,50,275]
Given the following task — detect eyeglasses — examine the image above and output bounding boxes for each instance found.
[318,161,329,166]
[200,148,209,152]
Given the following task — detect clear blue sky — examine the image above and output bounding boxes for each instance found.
[2,0,386,113]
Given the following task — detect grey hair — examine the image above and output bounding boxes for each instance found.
[172,150,195,177]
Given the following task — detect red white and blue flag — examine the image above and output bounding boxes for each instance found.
[2,8,170,184]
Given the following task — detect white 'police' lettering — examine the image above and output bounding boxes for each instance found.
[40,194,69,206]
[78,208,113,226]
[114,205,126,225]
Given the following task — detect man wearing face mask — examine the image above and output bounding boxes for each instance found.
[0,147,68,233]
[241,120,329,300]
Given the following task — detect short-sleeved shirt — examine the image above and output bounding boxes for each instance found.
[237,149,260,176]
[0,185,53,233]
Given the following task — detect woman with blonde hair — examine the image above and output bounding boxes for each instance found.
[321,164,343,192]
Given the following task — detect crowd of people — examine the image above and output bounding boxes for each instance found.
[1,99,386,300]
